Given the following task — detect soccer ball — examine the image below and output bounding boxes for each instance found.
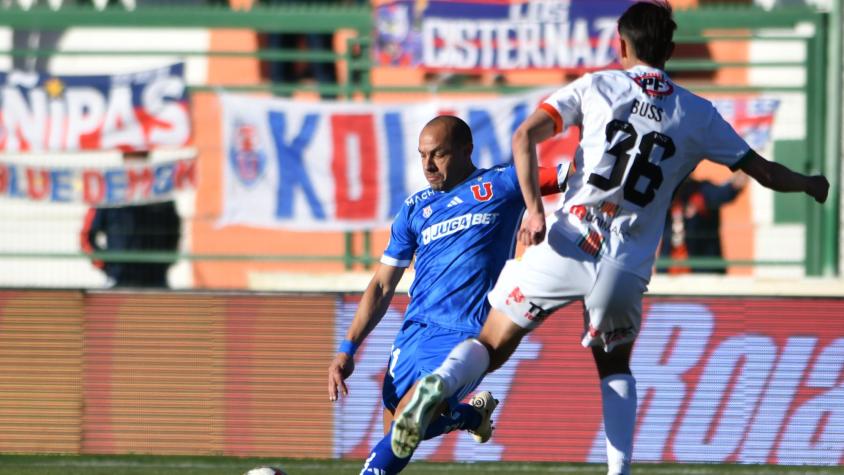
[243,467,287,475]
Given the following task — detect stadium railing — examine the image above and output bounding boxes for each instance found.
[0,2,838,284]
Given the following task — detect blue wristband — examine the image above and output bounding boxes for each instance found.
[338,339,359,356]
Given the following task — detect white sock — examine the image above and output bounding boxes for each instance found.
[601,373,637,475]
[432,338,490,397]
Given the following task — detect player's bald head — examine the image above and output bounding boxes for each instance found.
[418,115,475,191]
[422,115,473,149]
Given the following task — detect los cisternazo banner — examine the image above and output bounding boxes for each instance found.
[219,92,778,231]
[0,63,190,152]
[374,0,630,71]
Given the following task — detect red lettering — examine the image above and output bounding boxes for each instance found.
[173,159,196,189]
[135,107,169,147]
[331,114,378,220]
[506,287,524,305]
[471,182,493,202]
[26,168,50,200]
[83,170,105,205]
[127,166,153,200]
[0,165,7,194]
[79,130,101,150]
[17,129,30,152]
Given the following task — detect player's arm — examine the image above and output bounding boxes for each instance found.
[736,150,829,203]
[328,263,406,402]
[512,108,560,245]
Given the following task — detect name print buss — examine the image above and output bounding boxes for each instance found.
[0,63,190,152]
[374,0,630,71]
[333,296,844,466]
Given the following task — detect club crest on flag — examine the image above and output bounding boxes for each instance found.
[229,121,266,186]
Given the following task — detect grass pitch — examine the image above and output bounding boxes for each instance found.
[0,455,842,475]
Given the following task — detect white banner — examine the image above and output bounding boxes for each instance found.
[0,64,190,153]
[218,91,554,231]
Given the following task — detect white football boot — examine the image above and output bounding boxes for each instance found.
[391,374,446,458]
[468,390,499,443]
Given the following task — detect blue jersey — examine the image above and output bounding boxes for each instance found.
[382,165,529,334]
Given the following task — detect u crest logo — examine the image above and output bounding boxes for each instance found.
[471,182,493,202]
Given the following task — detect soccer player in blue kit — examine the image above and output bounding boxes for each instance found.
[327,115,566,474]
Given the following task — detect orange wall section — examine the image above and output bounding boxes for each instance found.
[0,291,84,454]
[82,293,225,455]
[192,29,398,289]
[670,0,755,275]
[191,30,379,289]
[0,290,336,457]
[686,38,752,275]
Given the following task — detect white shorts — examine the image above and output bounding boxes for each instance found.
[487,227,648,352]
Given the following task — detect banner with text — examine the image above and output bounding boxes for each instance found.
[219,93,778,231]
[711,97,780,151]
[334,296,844,465]
[0,155,196,206]
[374,0,630,71]
[219,90,564,231]
[0,64,190,152]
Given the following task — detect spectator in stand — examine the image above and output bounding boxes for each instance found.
[259,0,362,99]
[81,151,181,288]
[660,171,748,274]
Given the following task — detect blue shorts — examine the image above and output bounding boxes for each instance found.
[382,320,479,411]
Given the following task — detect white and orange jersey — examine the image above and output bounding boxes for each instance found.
[541,65,751,279]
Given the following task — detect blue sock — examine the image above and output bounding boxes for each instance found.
[423,403,481,440]
[360,427,412,475]
[359,405,482,474]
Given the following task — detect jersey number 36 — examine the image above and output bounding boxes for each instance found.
[588,119,676,207]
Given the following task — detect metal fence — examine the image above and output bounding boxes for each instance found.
[0,2,838,288]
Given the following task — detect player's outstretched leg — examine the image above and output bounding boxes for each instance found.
[467,390,498,443]
[391,374,446,458]
[360,394,499,474]
[360,426,412,475]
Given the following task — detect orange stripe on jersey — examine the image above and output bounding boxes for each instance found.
[578,236,597,256]
[578,230,603,257]
[587,231,603,254]
[601,201,619,217]
[538,103,563,135]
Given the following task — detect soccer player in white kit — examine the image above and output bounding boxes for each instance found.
[391,2,830,474]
